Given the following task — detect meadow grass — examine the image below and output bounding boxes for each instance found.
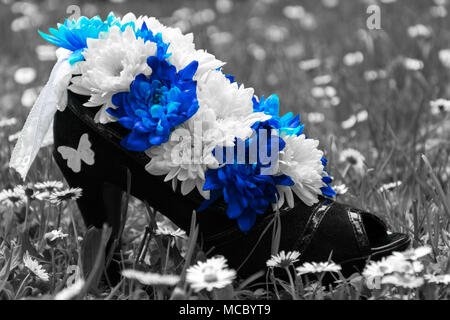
[0,0,450,300]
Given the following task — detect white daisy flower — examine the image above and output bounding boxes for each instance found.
[283,5,306,20]
[14,67,36,84]
[363,255,404,280]
[439,49,450,68]
[430,5,447,18]
[44,229,68,242]
[298,58,321,71]
[343,51,364,67]
[121,269,180,286]
[313,74,332,86]
[276,134,327,208]
[49,188,82,205]
[403,57,424,71]
[186,256,236,292]
[8,131,21,142]
[430,98,450,114]
[35,44,56,61]
[381,274,424,289]
[216,0,234,14]
[296,261,342,275]
[155,225,187,239]
[54,279,85,300]
[391,246,432,261]
[0,188,27,208]
[333,183,348,195]
[23,251,49,282]
[34,181,64,192]
[247,43,266,61]
[21,87,38,108]
[266,250,301,268]
[363,69,387,82]
[378,181,402,193]
[68,26,157,123]
[0,117,18,128]
[407,24,432,38]
[307,112,325,124]
[339,148,365,174]
[424,274,450,284]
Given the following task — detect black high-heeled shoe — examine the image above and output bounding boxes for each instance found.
[53,91,411,280]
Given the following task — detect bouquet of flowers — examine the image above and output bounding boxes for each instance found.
[11,13,335,231]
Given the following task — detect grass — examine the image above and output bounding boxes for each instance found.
[0,0,450,300]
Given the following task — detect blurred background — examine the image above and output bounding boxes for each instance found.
[0,0,450,222]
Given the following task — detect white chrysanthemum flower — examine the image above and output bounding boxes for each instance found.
[266,250,300,268]
[276,134,327,208]
[68,26,157,123]
[339,148,366,174]
[296,261,342,275]
[196,70,268,131]
[186,256,236,292]
[145,126,218,198]
[121,13,224,78]
[122,269,180,286]
[44,229,68,242]
[146,70,269,198]
[23,251,49,282]
[54,279,85,300]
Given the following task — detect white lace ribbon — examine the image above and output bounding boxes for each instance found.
[10,48,73,180]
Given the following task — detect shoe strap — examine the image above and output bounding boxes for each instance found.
[346,207,371,256]
[294,199,334,256]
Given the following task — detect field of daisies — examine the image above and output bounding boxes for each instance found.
[0,0,450,301]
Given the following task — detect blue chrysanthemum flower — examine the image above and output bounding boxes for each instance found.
[134,22,171,61]
[252,94,303,136]
[38,13,133,65]
[108,57,200,151]
[200,132,294,232]
[253,94,335,200]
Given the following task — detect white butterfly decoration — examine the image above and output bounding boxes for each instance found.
[57,133,95,173]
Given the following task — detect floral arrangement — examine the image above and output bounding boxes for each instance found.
[27,12,335,231]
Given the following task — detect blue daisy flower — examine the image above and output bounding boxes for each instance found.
[38,13,133,65]
[107,57,200,152]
